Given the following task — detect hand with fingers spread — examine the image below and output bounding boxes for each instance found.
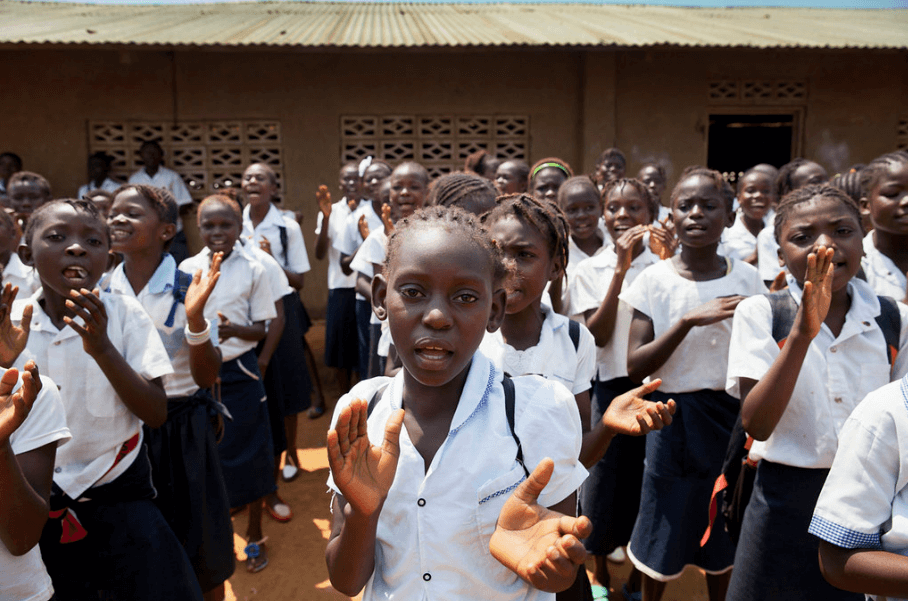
[381,204,394,237]
[683,295,745,327]
[327,399,404,517]
[794,245,835,340]
[0,360,41,447]
[490,458,592,592]
[357,215,370,242]
[258,236,272,257]
[602,378,676,436]
[317,185,333,218]
[0,283,31,368]
[649,218,676,260]
[64,288,112,357]
[769,270,788,293]
[185,251,222,329]
[615,225,648,273]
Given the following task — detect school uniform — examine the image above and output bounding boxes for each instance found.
[620,258,765,581]
[718,211,763,262]
[316,199,359,370]
[0,375,70,601]
[756,223,784,282]
[570,247,659,555]
[2,252,40,299]
[326,351,588,601]
[107,255,234,593]
[12,289,202,600]
[350,228,388,378]
[560,237,607,313]
[862,232,907,300]
[129,166,193,262]
[181,243,277,508]
[77,177,120,199]
[725,276,908,601]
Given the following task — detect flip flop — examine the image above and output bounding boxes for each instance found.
[244,538,268,573]
[265,495,293,523]
[307,405,325,420]
[591,584,610,600]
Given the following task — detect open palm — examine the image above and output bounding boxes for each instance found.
[0,361,41,446]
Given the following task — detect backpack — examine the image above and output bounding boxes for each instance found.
[702,290,900,547]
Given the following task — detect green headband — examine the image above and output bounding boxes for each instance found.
[532,162,570,179]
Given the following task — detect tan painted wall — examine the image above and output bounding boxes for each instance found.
[1,46,905,315]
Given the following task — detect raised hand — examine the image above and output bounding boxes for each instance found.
[381,204,394,236]
[769,270,788,293]
[683,295,745,327]
[0,283,31,368]
[602,378,676,436]
[794,245,834,339]
[615,225,648,273]
[357,214,370,241]
[217,311,238,342]
[649,218,676,260]
[64,289,111,357]
[0,361,41,447]
[258,236,272,257]
[326,398,404,517]
[185,251,222,327]
[317,185,333,218]
[490,459,592,593]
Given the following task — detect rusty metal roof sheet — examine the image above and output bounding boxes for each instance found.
[1,1,906,49]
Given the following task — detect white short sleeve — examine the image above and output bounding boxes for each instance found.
[9,375,71,455]
[573,324,597,395]
[117,295,175,382]
[280,217,311,274]
[726,294,776,399]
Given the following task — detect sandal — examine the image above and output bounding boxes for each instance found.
[591,584,610,600]
[265,494,293,523]
[282,452,299,482]
[244,537,269,573]
[307,405,325,420]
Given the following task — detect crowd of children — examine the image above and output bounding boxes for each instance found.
[0,144,907,601]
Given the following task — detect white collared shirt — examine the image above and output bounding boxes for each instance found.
[569,247,659,381]
[480,305,596,395]
[621,258,766,393]
[0,374,70,601]
[242,203,311,276]
[351,229,387,321]
[718,211,763,263]
[327,352,587,601]
[727,276,908,469]
[11,290,173,499]
[862,232,907,301]
[315,199,357,289]
[249,244,293,299]
[809,376,908,601]
[334,200,383,257]
[180,243,276,362]
[107,254,219,398]
[756,223,784,282]
[3,253,40,300]
[127,166,192,206]
[77,177,121,199]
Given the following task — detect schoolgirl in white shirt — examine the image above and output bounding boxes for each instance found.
[858,151,908,301]
[718,167,776,265]
[725,185,908,601]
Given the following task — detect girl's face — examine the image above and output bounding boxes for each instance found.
[737,172,774,222]
[495,162,526,196]
[109,189,173,255]
[791,162,828,191]
[363,165,391,201]
[777,195,863,292]
[532,168,567,203]
[489,215,560,315]
[638,166,666,201]
[865,160,908,236]
[559,186,600,242]
[8,181,49,220]
[376,225,505,388]
[595,158,625,186]
[604,185,653,242]
[242,164,278,208]
[198,203,240,256]
[339,166,361,200]
[672,175,733,248]
[389,168,427,220]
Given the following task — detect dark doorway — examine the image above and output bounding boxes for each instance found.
[707,114,794,180]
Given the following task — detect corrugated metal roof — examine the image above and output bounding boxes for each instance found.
[1,1,906,49]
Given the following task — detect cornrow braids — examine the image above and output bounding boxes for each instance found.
[482,193,571,275]
[830,169,864,203]
[859,151,908,198]
[198,194,242,226]
[114,183,178,225]
[670,167,735,212]
[773,184,863,243]
[602,178,658,220]
[384,205,508,287]
[529,157,574,186]
[426,171,497,215]
[24,198,108,248]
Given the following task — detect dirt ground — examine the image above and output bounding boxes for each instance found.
[222,322,711,601]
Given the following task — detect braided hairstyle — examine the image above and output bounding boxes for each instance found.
[859,151,908,199]
[426,171,497,216]
[24,198,108,248]
[830,167,865,204]
[670,167,735,212]
[384,205,508,287]
[601,178,658,221]
[482,193,571,275]
[114,184,178,226]
[773,184,862,243]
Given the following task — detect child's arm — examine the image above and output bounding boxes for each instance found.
[256,300,285,377]
[217,313,266,344]
[184,252,222,389]
[325,399,405,596]
[818,543,908,597]
[355,271,372,302]
[740,247,833,441]
[626,296,744,383]
[490,458,592,593]
[314,186,332,261]
[585,225,647,346]
[0,283,32,368]
[0,362,55,555]
[65,289,167,428]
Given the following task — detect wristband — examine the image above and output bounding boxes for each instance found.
[185,319,211,346]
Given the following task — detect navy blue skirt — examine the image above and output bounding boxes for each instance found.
[217,350,277,508]
[726,461,863,601]
[324,287,359,369]
[628,389,738,580]
[270,292,312,416]
[581,377,646,555]
[355,298,372,380]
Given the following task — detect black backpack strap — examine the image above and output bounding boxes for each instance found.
[765,290,798,345]
[502,375,529,478]
[875,295,901,366]
[277,225,289,267]
[164,268,195,328]
[567,319,580,352]
[366,383,389,417]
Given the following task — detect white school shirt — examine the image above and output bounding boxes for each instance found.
[351,228,388,325]
[77,177,120,199]
[561,237,607,312]
[180,243,276,362]
[249,243,293,299]
[2,253,40,300]
[335,200,383,258]
[0,375,69,601]
[862,232,907,301]
[727,276,908,469]
[326,352,587,601]
[11,290,173,499]
[569,247,659,381]
[809,377,908,601]
[620,258,766,393]
[106,254,219,398]
[718,211,762,263]
[315,199,357,290]
[241,203,311,278]
[480,305,596,396]
[128,166,193,232]
[756,224,784,282]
